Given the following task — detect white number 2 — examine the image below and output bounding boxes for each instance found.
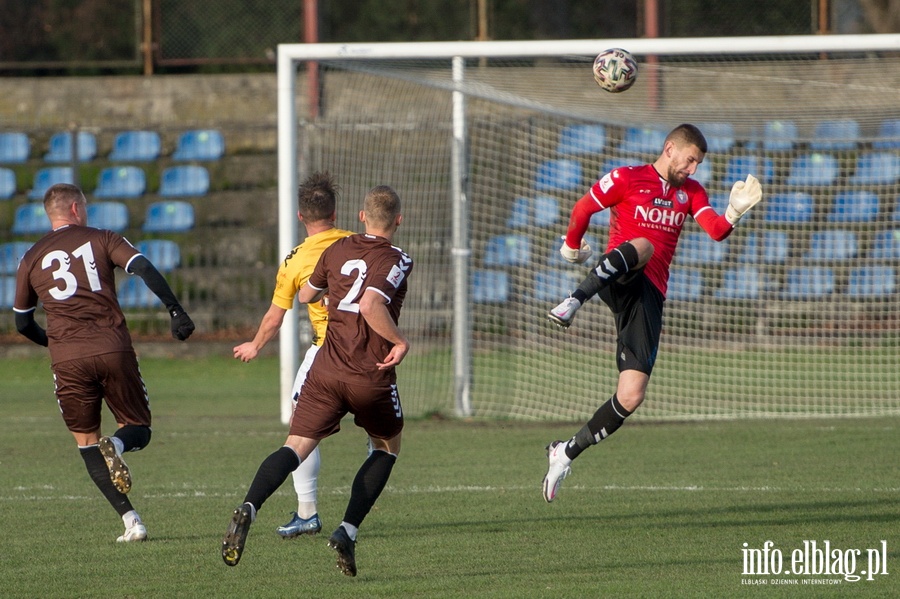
[336,259,367,313]
[42,241,102,301]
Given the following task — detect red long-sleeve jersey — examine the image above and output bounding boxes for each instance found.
[565,164,734,297]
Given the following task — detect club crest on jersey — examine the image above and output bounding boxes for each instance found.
[653,198,673,208]
[599,172,615,193]
[676,189,688,204]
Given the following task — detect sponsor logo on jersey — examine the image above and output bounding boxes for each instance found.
[653,198,673,208]
[634,204,687,228]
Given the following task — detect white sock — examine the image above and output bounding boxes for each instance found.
[112,437,125,455]
[122,510,142,528]
[297,502,318,520]
[340,522,358,541]
[291,446,320,518]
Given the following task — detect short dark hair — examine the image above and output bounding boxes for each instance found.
[666,123,708,154]
[297,171,339,222]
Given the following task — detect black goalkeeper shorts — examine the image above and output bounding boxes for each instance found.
[598,270,665,375]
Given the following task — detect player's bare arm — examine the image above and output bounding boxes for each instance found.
[233,303,287,363]
[358,289,409,370]
[297,281,327,305]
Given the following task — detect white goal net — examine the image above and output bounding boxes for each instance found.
[277,36,900,422]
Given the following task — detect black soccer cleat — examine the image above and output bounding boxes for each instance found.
[222,503,253,566]
[327,526,357,577]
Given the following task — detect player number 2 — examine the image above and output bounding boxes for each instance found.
[336,258,367,313]
[42,241,102,300]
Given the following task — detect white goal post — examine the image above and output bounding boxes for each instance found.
[276,35,900,423]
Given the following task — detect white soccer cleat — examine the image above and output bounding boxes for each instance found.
[542,440,572,503]
[548,297,581,329]
[117,521,147,543]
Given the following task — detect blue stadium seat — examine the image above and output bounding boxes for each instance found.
[828,191,879,223]
[810,119,860,151]
[159,165,209,197]
[533,269,580,302]
[667,268,704,301]
[738,231,789,264]
[43,131,97,163]
[136,239,181,272]
[0,132,30,163]
[805,230,857,261]
[556,124,606,155]
[172,129,225,161]
[692,159,712,186]
[0,276,16,309]
[873,119,900,150]
[118,277,163,308]
[590,210,610,227]
[28,167,74,200]
[506,195,559,228]
[0,168,16,199]
[108,130,162,162]
[846,266,896,298]
[534,159,581,192]
[782,267,835,299]
[762,120,797,151]
[714,266,764,300]
[0,241,33,275]
[143,201,195,233]
[786,153,838,186]
[850,152,900,185]
[94,166,146,199]
[12,203,49,235]
[871,229,900,260]
[708,192,729,214]
[86,202,129,232]
[484,234,530,267]
[619,126,667,155]
[724,155,774,185]
[697,122,735,153]
[506,197,530,228]
[764,192,814,223]
[472,269,509,303]
[676,232,728,265]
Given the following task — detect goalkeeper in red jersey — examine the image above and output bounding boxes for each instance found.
[542,123,763,502]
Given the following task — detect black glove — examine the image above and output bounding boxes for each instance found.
[169,305,195,341]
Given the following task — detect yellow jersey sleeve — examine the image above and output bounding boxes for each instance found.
[271,228,353,345]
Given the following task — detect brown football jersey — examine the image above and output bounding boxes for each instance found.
[14,225,140,364]
[308,233,413,385]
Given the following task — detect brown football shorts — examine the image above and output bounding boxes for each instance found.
[51,351,151,434]
[289,367,404,441]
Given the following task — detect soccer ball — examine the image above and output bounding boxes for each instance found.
[592,48,638,93]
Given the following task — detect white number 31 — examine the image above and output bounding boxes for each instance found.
[42,241,102,300]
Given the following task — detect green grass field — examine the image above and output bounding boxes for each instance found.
[2,355,898,598]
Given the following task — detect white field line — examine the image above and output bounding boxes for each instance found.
[2,483,899,502]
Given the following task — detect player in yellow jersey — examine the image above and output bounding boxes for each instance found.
[233,171,353,537]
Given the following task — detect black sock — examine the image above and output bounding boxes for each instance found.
[244,446,300,511]
[80,445,134,516]
[343,450,397,528]
[565,394,632,460]
[574,241,640,302]
[114,425,151,452]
